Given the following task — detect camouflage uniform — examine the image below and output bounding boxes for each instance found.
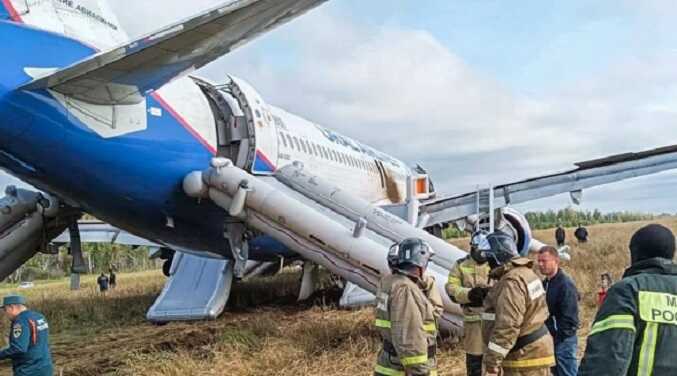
[374,273,442,376]
[482,257,555,375]
[446,256,490,375]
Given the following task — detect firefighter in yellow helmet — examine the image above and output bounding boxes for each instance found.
[446,230,491,376]
[478,231,555,376]
[374,238,443,376]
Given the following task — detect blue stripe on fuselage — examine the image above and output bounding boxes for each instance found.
[0,21,292,260]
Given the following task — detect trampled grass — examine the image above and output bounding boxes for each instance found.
[0,218,675,375]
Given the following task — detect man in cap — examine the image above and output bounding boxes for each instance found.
[374,238,443,376]
[578,224,677,375]
[0,295,53,376]
[445,231,491,376]
[479,231,555,376]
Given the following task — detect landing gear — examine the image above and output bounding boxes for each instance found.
[157,248,175,277]
[224,222,249,280]
[162,258,172,277]
[68,221,86,290]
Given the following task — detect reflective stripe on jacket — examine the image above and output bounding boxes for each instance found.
[578,257,677,376]
[446,256,490,355]
[445,256,490,320]
[374,273,442,376]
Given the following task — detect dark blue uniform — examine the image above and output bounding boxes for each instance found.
[0,310,53,376]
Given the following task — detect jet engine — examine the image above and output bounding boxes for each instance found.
[0,186,79,281]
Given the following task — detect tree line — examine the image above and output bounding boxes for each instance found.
[524,208,664,230]
[442,208,666,238]
[4,243,160,283]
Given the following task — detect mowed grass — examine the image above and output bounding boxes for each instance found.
[0,218,675,375]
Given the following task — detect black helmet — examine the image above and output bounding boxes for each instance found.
[477,231,518,269]
[388,238,434,276]
[469,230,489,264]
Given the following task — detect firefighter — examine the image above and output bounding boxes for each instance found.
[374,238,443,376]
[446,231,491,376]
[578,224,677,375]
[478,231,555,376]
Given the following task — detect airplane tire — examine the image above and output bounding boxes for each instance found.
[162,258,172,277]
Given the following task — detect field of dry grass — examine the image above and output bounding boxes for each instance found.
[0,218,675,375]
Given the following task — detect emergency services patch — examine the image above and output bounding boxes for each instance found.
[639,291,677,325]
[12,323,22,339]
[527,279,545,301]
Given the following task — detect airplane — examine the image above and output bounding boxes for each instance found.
[2,0,677,333]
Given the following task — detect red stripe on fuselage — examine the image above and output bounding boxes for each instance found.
[151,92,217,156]
[2,0,23,23]
[256,150,276,171]
[4,7,215,157]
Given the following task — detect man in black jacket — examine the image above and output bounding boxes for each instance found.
[578,224,677,376]
[555,224,566,247]
[537,246,579,376]
[574,224,588,243]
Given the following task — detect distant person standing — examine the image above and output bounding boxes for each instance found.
[0,295,53,376]
[97,272,109,293]
[578,224,677,375]
[555,224,566,247]
[109,268,117,289]
[537,246,579,376]
[597,273,612,307]
[574,224,588,243]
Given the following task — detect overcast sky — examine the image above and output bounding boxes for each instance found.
[3,0,677,213]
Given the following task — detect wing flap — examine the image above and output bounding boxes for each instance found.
[20,0,328,105]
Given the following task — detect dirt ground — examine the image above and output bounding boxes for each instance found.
[0,218,675,375]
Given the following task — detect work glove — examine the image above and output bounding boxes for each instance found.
[467,287,489,307]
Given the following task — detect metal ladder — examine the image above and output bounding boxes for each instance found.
[475,185,495,233]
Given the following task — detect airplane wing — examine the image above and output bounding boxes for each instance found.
[418,144,677,228]
[19,0,328,105]
[52,220,160,247]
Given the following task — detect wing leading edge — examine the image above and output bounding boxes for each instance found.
[419,144,677,228]
[20,0,328,105]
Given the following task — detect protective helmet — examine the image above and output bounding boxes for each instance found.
[469,230,489,264]
[477,230,518,269]
[388,238,435,276]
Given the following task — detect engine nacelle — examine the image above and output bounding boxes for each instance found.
[0,187,70,281]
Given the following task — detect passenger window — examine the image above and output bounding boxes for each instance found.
[300,139,308,153]
[293,136,301,151]
[280,133,288,148]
